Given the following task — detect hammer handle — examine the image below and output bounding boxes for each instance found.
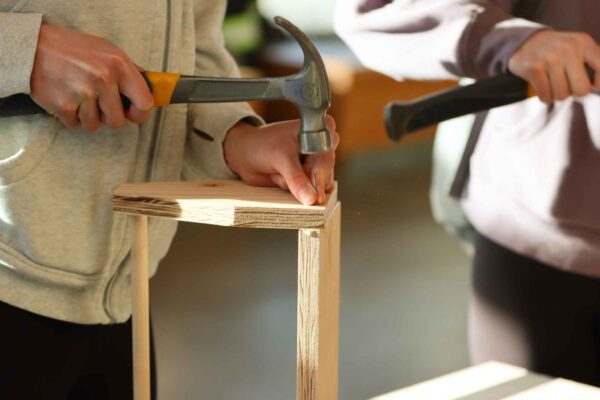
[386,66,598,142]
[385,74,531,141]
[0,71,176,118]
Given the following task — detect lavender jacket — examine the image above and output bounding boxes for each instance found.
[335,0,600,277]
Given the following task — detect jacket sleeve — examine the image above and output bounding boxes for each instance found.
[183,0,264,181]
[0,12,42,97]
[333,0,547,81]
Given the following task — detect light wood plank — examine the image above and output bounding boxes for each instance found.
[132,215,151,400]
[506,379,600,400]
[370,361,600,400]
[113,180,337,229]
[297,203,341,400]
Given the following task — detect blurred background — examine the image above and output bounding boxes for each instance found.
[150,1,470,399]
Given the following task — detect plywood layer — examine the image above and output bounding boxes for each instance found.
[113,180,338,229]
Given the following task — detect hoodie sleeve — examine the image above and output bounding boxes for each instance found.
[0,12,42,97]
[333,0,547,81]
[183,0,264,181]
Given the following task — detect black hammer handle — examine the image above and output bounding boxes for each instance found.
[384,74,531,141]
[386,67,598,142]
[0,72,158,118]
[0,93,140,118]
[0,94,45,117]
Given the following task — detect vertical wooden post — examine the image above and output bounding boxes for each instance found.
[297,203,341,400]
[132,215,151,400]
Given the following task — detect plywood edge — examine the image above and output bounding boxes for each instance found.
[231,184,339,229]
[113,180,339,229]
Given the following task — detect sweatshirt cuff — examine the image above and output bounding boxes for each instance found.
[183,102,264,180]
[0,12,42,97]
[462,5,548,78]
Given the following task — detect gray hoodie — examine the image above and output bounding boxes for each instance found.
[336,0,600,277]
[0,0,260,324]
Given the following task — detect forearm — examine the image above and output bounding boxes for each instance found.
[334,0,546,80]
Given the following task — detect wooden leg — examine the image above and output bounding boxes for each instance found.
[132,215,151,400]
[297,203,341,400]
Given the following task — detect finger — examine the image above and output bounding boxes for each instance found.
[301,166,324,205]
[274,155,316,205]
[576,32,600,88]
[98,84,126,128]
[332,129,340,149]
[547,62,571,100]
[565,57,592,97]
[77,97,102,132]
[583,46,600,89]
[325,179,335,194]
[313,171,325,205]
[527,66,553,103]
[324,115,341,150]
[55,100,80,129]
[304,152,335,204]
[270,174,288,190]
[325,114,336,132]
[120,65,154,124]
[241,173,277,188]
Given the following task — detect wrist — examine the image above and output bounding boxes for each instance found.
[223,121,253,177]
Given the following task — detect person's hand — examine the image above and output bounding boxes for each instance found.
[223,117,340,206]
[508,30,600,103]
[30,24,154,131]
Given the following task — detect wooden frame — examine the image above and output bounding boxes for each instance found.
[113,180,341,400]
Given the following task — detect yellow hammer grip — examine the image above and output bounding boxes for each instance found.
[143,71,181,107]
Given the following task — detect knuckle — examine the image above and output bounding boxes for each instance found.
[559,41,578,57]
[107,53,129,74]
[544,50,560,64]
[55,97,72,113]
[80,88,97,102]
[62,102,79,116]
[523,59,544,76]
[93,67,112,87]
[288,172,308,188]
[575,32,593,45]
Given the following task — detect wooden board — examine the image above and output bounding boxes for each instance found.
[113,180,338,229]
[297,204,341,400]
[132,216,150,400]
[370,362,600,400]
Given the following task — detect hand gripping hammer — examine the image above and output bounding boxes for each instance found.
[0,17,333,154]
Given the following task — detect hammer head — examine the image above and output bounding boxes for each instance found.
[274,17,332,154]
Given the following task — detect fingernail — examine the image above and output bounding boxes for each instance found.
[299,185,317,205]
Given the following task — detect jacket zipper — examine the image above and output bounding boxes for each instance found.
[146,0,172,182]
[103,0,172,322]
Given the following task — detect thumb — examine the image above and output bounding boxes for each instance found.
[276,156,317,205]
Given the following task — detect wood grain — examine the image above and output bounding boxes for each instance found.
[113,180,337,229]
[297,203,341,400]
[132,216,150,400]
